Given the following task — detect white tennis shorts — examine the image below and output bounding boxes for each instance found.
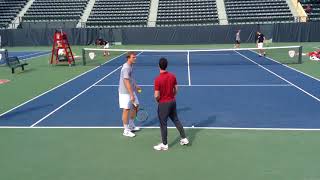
[119,93,139,109]
[257,43,264,49]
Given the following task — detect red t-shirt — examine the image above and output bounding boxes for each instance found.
[154,71,177,103]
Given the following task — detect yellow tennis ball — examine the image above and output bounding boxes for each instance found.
[138,89,142,93]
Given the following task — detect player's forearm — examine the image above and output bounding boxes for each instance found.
[174,85,178,96]
[133,80,138,90]
[124,79,134,96]
[154,91,160,102]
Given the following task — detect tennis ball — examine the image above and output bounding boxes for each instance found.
[138,89,142,93]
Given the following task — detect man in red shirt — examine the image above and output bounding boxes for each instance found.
[153,57,189,151]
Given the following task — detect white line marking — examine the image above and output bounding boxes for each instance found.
[30,66,122,127]
[187,51,191,86]
[249,50,320,82]
[0,53,126,118]
[19,52,50,61]
[1,126,320,131]
[93,84,292,87]
[84,46,301,52]
[138,53,233,57]
[0,52,49,65]
[17,51,49,58]
[236,51,320,102]
[30,51,144,127]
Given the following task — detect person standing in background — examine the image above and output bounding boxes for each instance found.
[235,30,241,48]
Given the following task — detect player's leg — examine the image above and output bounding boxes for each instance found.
[119,94,135,137]
[158,103,170,145]
[122,108,130,128]
[168,101,188,145]
[129,93,140,131]
[258,43,263,56]
[154,103,170,150]
[235,41,240,48]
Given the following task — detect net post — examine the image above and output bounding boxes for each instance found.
[298,46,302,64]
[82,48,86,66]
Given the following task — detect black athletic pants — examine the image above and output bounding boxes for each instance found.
[158,101,186,145]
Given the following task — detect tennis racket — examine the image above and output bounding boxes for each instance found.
[133,104,148,121]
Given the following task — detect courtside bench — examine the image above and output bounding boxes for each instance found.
[6,56,28,74]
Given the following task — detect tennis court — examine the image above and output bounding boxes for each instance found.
[2,0,320,179]
[1,45,320,180]
[1,47,319,128]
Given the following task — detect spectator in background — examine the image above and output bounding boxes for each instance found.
[305,4,313,14]
[234,30,241,48]
[256,31,266,57]
[103,41,110,56]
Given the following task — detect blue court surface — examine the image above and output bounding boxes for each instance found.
[8,51,50,60]
[1,50,320,129]
[0,50,50,65]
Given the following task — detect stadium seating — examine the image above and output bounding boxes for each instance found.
[86,0,151,27]
[225,0,295,24]
[300,0,320,21]
[23,0,88,22]
[0,0,27,28]
[156,0,219,26]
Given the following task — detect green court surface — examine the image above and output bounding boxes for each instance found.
[0,129,319,180]
[1,43,320,180]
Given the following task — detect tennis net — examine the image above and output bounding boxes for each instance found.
[82,46,303,66]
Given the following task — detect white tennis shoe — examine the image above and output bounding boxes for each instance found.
[180,138,189,145]
[123,129,136,137]
[153,143,168,151]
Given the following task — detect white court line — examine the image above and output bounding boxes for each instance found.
[17,51,49,58]
[84,46,301,52]
[187,51,191,86]
[20,52,50,61]
[235,51,320,102]
[30,51,144,127]
[0,52,49,66]
[30,66,123,127]
[1,126,320,131]
[249,50,320,82]
[93,84,292,87]
[138,53,233,57]
[0,52,126,118]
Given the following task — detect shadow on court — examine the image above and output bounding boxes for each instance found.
[169,115,217,147]
[0,104,53,120]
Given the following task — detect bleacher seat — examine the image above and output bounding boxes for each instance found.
[300,0,320,22]
[22,0,88,23]
[225,0,295,24]
[86,0,151,27]
[156,0,219,26]
[0,0,27,28]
